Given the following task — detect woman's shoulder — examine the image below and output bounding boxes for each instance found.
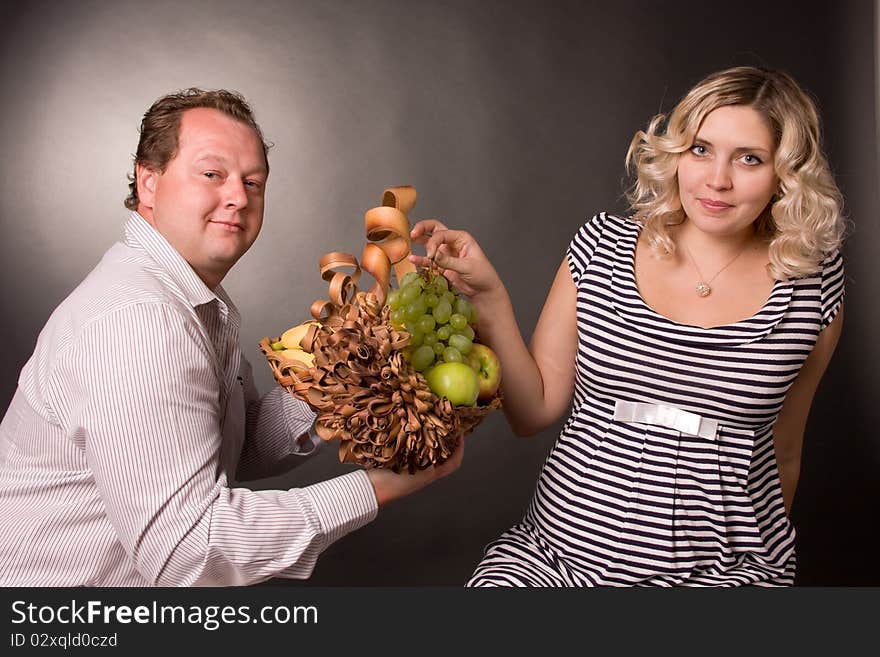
[567,212,640,283]
[818,248,845,328]
[785,247,845,330]
[574,211,640,238]
[787,247,844,284]
[820,247,845,270]
[570,212,640,250]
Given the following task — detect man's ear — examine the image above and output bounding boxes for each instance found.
[135,164,159,210]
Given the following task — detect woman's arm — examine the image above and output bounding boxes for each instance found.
[772,306,844,515]
[491,259,578,435]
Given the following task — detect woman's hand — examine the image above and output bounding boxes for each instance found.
[409,221,577,437]
[409,220,503,300]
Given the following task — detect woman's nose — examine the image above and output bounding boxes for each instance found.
[706,161,732,190]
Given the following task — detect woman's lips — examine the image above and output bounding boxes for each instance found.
[698,198,733,212]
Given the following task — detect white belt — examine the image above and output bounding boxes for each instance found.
[613,400,719,440]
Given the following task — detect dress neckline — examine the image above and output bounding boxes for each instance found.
[609,219,793,344]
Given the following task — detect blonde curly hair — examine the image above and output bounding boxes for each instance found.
[625,66,845,280]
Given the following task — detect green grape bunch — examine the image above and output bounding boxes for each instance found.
[386,269,480,374]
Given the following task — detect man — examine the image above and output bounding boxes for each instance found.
[0,89,461,586]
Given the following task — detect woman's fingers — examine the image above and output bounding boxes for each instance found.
[409,219,449,245]
[425,229,474,260]
[407,253,434,268]
[407,223,497,297]
[411,221,475,259]
[409,227,473,264]
[438,269,474,297]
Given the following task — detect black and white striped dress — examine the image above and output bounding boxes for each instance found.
[468,212,845,587]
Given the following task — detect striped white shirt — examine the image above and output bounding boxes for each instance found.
[0,212,378,586]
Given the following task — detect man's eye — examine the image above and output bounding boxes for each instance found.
[245,180,263,190]
[203,172,219,179]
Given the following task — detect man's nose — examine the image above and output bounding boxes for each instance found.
[224,178,248,208]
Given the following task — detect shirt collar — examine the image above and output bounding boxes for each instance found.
[123,211,225,310]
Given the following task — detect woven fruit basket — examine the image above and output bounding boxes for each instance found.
[260,186,501,473]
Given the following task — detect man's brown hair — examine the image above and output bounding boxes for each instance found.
[125,88,270,210]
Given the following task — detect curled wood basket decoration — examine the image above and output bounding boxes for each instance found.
[260,186,501,473]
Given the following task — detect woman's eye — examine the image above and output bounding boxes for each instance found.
[741,154,763,165]
[690,144,708,156]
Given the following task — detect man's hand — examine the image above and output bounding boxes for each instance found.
[365,438,465,507]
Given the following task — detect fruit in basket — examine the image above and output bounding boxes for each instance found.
[425,362,480,407]
[386,270,484,370]
[279,348,315,367]
[471,343,501,401]
[274,320,320,368]
[280,321,319,350]
[258,185,507,473]
[383,268,502,405]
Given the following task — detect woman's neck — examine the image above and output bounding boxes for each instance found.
[675,220,758,261]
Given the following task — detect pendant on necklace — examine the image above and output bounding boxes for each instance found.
[696,282,712,297]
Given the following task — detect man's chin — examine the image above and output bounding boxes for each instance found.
[208,251,246,269]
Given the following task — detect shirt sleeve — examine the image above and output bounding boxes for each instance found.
[235,356,322,482]
[566,212,608,286]
[50,302,377,586]
[819,249,845,329]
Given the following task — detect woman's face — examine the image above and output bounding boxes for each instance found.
[676,104,778,238]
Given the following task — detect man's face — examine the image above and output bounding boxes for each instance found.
[136,107,268,288]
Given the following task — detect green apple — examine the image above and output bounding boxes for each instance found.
[471,343,501,402]
[425,362,480,407]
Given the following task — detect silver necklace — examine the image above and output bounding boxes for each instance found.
[681,240,750,298]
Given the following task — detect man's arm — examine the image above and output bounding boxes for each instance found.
[55,302,376,586]
[235,357,321,482]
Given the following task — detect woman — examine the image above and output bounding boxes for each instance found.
[409,66,846,586]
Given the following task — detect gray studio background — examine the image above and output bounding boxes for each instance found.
[1,0,877,585]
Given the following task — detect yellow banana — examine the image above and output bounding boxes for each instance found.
[279,349,315,368]
[280,321,319,351]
